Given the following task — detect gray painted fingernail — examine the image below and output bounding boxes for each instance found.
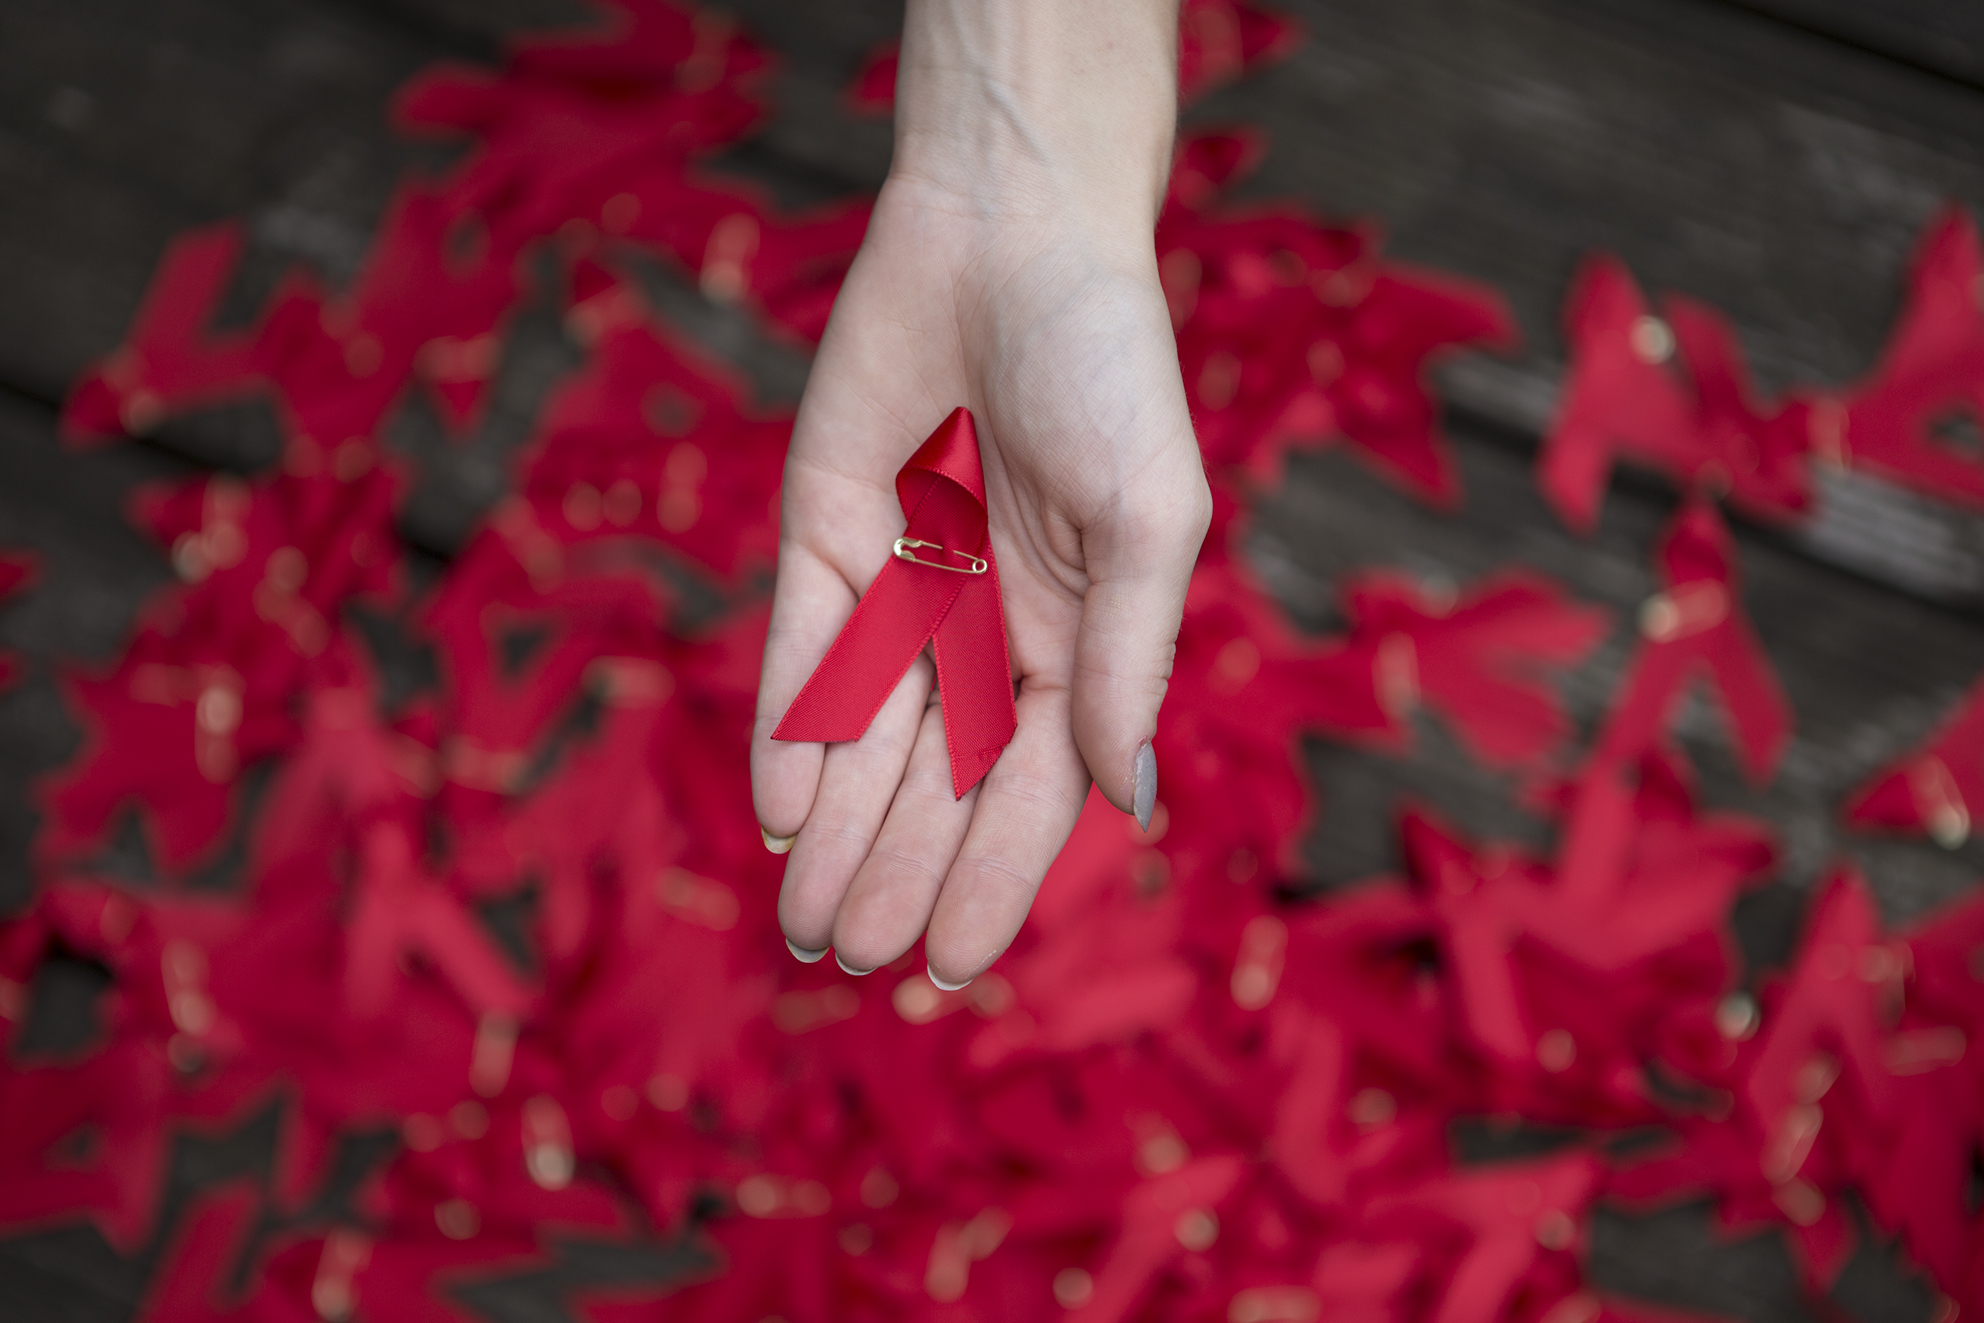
[785,938,828,963]
[928,963,972,992]
[835,952,873,976]
[762,827,798,855]
[1133,741,1157,833]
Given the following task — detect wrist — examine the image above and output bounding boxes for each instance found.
[889,0,1179,242]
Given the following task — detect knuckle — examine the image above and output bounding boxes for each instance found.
[865,841,949,895]
[982,767,1085,824]
[950,848,1041,898]
[833,722,916,770]
[815,816,872,849]
[1110,492,1212,567]
[802,817,876,864]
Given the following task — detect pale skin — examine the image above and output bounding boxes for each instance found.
[750,0,1210,988]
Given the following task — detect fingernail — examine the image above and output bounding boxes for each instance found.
[928,963,972,992]
[762,826,797,855]
[785,938,828,963]
[834,952,873,976]
[1133,741,1157,833]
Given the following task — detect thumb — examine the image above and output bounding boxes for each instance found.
[1069,482,1211,829]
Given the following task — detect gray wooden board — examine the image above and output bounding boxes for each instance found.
[2,0,1983,1319]
[709,0,1984,609]
[0,0,822,558]
[0,0,436,401]
[1260,425,1984,931]
[1187,0,1984,605]
[6,0,1984,599]
[1719,0,1984,92]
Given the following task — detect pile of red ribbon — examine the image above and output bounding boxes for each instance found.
[5,2,1983,1320]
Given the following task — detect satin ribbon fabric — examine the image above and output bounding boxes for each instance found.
[773,408,1017,797]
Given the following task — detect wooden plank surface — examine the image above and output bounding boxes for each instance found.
[435,0,1984,607]
[1,0,1980,1320]
[7,0,1982,601]
[0,0,429,403]
[1266,432,1984,920]
[1721,0,1984,89]
[1192,0,1984,608]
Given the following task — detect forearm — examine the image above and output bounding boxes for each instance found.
[891,0,1181,241]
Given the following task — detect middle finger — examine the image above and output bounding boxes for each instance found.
[830,695,979,972]
[776,652,934,956]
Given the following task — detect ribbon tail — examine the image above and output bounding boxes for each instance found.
[774,559,962,743]
[1708,624,1793,783]
[1554,760,1635,907]
[931,570,1016,797]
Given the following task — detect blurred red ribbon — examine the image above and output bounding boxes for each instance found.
[773,407,1016,797]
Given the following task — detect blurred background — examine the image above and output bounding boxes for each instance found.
[3,1,1984,1320]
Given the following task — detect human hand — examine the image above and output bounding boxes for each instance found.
[750,0,1209,987]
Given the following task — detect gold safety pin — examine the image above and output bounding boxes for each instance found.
[893,537,987,575]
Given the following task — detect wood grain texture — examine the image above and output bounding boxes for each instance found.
[697,0,1984,608]
[8,0,1983,599]
[0,0,430,399]
[1197,0,1984,607]
[1260,424,1984,927]
[0,1,1980,1320]
[1716,0,1984,90]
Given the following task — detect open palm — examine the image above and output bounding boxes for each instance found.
[751,175,1210,986]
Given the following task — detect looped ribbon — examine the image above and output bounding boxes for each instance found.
[773,408,1017,797]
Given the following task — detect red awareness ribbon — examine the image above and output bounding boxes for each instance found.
[773,408,1017,797]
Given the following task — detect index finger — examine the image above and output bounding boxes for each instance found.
[751,540,857,841]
